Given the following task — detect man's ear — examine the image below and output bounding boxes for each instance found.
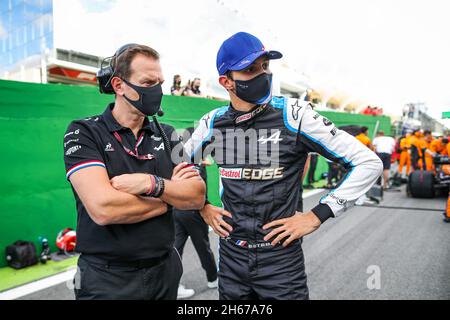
[111,76,124,95]
[219,75,234,91]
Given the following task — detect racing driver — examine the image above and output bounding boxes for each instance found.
[182,32,383,300]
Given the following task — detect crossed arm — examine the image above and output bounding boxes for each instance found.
[70,162,206,226]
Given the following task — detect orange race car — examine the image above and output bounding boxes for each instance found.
[407,144,450,199]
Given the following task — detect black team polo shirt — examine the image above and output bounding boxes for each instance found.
[63,103,180,261]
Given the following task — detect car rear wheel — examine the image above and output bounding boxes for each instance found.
[408,171,435,198]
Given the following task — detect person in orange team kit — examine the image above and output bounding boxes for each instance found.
[398,133,412,177]
[429,137,448,157]
[356,126,373,150]
[410,130,427,170]
[428,136,450,223]
[442,161,450,223]
[419,130,434,171]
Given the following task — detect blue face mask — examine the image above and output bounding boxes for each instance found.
[233,72,273,105]
[122,78,163,116]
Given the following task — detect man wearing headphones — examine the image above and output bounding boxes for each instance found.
[184,32,383,300]
[63,44,206,300]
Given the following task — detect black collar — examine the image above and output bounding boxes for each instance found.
[102,103,153,133]
[229,102,271,124]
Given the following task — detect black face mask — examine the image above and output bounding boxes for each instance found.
[122,79,163,116]
[233,72,273,105]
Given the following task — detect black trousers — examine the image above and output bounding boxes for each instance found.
[307,153,318,184]
[410,146,420,170]
[218,239,309,300]
[174,209,218,282]
[74,248,182,300]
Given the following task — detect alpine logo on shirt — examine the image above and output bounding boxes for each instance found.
[154,142,165,151]
[258,130,282,145]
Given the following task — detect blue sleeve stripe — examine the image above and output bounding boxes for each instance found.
[274,96,358,204]
[278,96,352,166]
[219,179,224,198]
[274,96,357,202]
[283,101,301,134]
[300,132,352,166]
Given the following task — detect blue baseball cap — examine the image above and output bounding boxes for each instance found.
[216,32,282,76]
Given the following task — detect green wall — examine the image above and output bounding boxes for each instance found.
[0,79,390,267]
[0,80,225,268]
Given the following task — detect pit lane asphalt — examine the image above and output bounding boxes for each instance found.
[17,185,449,300]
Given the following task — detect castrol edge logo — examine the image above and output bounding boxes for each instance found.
[220,168,242,180]
[219,167,284,180]
[235,104,267,124]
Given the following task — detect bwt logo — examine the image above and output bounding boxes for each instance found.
[328,193,347,205]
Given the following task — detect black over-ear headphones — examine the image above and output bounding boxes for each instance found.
[96,43,139,94]
[97,43,170,154]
